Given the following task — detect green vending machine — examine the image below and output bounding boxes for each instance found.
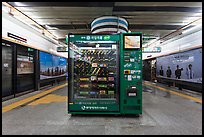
[67,33,142,115]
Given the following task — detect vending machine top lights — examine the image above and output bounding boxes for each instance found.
[67,33,142,115]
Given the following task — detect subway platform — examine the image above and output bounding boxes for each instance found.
[2,81,202,135]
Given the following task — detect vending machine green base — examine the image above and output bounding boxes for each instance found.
[68,33,142,115]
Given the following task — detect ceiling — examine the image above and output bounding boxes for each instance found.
[7,2,202,45]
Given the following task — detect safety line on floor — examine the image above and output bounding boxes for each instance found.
[143,82,202,104]
[2,83,68,113]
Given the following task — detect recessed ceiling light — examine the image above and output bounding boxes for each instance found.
[193,13,202,17]
[45,25,58,30]
[14,2,27,7]
[182,24,202,34]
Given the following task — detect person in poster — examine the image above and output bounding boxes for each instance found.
[166,66,172,78]
[166,66,172,87]
[159,66,164,76]
[175,65,183,90]
[175,65,183,79]
[186,64,194,79]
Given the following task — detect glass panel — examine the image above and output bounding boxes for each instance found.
[69,41,119,101]
[2,42,13,97]
[16,45,35,93]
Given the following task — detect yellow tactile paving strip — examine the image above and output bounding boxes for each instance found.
[2,83,67,113]
[28,94,67,106]
[143,82,202,104]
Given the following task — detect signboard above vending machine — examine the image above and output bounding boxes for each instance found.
[57,47,68,52]
[68,34,119,42]
[142,47,161,53]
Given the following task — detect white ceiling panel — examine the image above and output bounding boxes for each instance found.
[114,2,202,7]
[113,12,202,16]
[7,2,202,43]
[17,7,113,12]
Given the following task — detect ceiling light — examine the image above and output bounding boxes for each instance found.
[182,13,202,25]
[193,13,202,17]
[45,25,58,30]
[14,2,27,7]
[182,24,202,34]
[2,2,59,44]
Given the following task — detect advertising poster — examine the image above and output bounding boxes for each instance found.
[156,48,202,83]
[52,55,67,78]
[40,51,53,79]
[124,36,140,49]
[40,51,67,80]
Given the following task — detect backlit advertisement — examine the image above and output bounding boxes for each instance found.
[52,55,67,78]
[40,51,67,80]
[124,36,140,49]
[156,48,202,83]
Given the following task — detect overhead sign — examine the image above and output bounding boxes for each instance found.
[57,47,68,52]
[68,34,119,42]
[7,32,27,43]
[142,47,161,53]
[79,35,108,40]
[28,48,33,52]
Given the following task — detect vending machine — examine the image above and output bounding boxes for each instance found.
[67,33,142,115]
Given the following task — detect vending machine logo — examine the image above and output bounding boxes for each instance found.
[104,35,110,40]
[86,36,90,40]
[81,106,108,110]
[81,106,86,110]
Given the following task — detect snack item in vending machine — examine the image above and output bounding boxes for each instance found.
[99,90,106,94]
[91,76,97,81]
[108,77,114,81]
[108,90,114,94]
[80,78,89,81]
[98,77,107,81]
[92,63,98,67]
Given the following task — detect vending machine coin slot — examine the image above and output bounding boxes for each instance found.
[126,86,137,97]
